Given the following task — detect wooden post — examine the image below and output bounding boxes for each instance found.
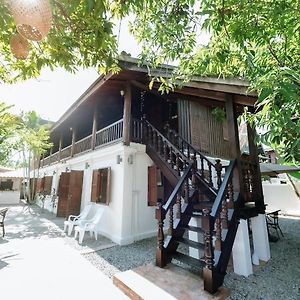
[91,106,98,150]
[225,95,244,206]
[247,123,265,213]
[71,127,76,157]
[58,134,63,161]
[122,82,132,146]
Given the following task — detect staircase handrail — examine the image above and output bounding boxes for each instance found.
[163,163,194,212]
[168,128,216,173]
[210,159,236,219]
[144,120,193,163]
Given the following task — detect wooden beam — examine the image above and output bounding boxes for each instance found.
[130,80,170,102]
[122,82,132,146]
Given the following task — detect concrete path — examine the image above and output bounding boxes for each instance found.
[0,205,128,300]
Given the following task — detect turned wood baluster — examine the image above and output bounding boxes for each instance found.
[202,208,214,293]
[156,201,166,267]
[215,216,222,251]
[201,157,204,177]
[164,141,169,162]
[208,164,213,187]
[176,193,182,218]
[169,147,174,168]
[157,136,162,155]
[221,199,228,229]
[184,178,189,203]
[215,159,223,189]
[169,204,174,236]
[192,155,197,188]
[153,131,158,150]
[227,179,234,209]
[176,153,181,176]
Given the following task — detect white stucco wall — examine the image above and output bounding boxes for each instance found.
[37,142,157,245]
[263,181,300,216]
[0,191,21,205]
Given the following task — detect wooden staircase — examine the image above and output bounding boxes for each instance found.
[132,118,244,294]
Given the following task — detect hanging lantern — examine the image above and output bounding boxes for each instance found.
[10,33,29,59]
[9,0,52,41]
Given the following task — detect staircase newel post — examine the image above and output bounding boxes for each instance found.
[215,159,223,189]
[202,208,216,294]
[156,201,167,268]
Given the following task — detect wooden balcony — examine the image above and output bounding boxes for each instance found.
[40,119,124,167]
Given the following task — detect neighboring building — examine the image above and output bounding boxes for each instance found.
[36,56,269,293]
[0,169,23,205]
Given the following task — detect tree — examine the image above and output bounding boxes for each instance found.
[0,1,299,163]
[0,102,20,166]
[18,111,52,202]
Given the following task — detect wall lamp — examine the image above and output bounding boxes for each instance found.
[128,154,133,165]
[65,167,70,172]
[116,155,122,164]
[85,162,90,169]
[53,170,57,175]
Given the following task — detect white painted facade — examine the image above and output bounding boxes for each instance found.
[37,142,157,245]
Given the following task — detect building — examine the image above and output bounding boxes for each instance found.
[36,56,269,293]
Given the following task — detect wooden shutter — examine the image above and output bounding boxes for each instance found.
[98,168,111,205]
[148,165,157,206]
[43,176,53,195]
[67,171,84,218]
[91,170,99,202]
[57,172,70,217]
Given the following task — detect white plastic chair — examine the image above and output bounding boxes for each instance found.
[63,204,94,236]
[74,208,104,244]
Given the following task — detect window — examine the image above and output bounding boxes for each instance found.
[91,168,111,205]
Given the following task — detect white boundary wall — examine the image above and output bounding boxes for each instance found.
[37,142,157,245]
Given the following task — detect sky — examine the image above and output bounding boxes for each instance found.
[0,17,141,122]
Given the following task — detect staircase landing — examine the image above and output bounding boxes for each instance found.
[113,264,230,300]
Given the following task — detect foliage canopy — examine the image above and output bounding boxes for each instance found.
[0,0,299,163]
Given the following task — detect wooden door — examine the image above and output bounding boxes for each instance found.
[66,170,84,218]
[57,172,70,217]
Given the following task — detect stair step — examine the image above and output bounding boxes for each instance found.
[174,237,204,250]
[193,202,213,211]
[172,251,206,269]
[187,212,206,218]
[180,224,205,233]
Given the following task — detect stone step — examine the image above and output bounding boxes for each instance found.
[113,264,228,300]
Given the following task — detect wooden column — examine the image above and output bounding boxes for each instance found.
[91,106,98,150]
[225,95,244,205]
[122,82,132,146]
[58,134,63,161]
[71,127,76,157]
[247,123,265,213]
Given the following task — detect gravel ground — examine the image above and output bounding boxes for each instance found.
[84,216,300,299]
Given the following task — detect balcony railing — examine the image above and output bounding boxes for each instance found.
[95,119,123,148]
[41,118,124,167]
[74,135,92,156]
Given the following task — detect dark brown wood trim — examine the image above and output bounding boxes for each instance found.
[123,82,132,146]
